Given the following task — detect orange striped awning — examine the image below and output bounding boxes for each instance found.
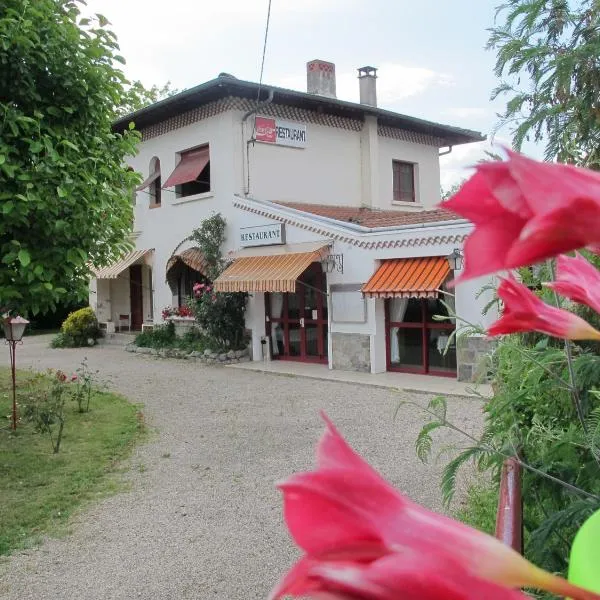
[362,257,450,299]
[91,249,153,279]
[166,248,209,277]
[213,245,329,293]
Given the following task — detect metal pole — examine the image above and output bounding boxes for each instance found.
[9,340,17,430]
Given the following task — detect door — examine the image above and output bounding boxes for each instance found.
[266,263,327,363]
[386,297,456,377]
[129,264,143,331]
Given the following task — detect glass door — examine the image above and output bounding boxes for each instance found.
[265,263,328,363]
[386,297,456,377]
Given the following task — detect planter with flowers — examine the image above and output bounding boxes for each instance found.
[161,305,196,338]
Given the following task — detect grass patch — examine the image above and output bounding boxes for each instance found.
[455,482,498,535]
[0,367,145,556]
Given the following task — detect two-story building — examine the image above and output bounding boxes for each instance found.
[90,60,497,381]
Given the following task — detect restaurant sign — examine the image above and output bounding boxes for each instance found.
[240,223,286,248]
[255,116,307,148]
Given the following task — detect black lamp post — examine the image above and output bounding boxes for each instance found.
[3,316,29,431]
[447,248,464,271]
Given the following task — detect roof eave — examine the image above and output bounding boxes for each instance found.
[113,77,485,145]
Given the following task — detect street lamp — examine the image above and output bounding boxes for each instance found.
[3,316,29,431]
[447,248,464,271]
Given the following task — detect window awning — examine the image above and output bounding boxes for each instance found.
[166,248,209,277]
[136,169,160,191]
[213,243,330,293]
[361,257,450,299]
[91,249,153,279]
[163,147,209,188]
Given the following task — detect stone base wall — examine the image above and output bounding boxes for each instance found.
[457,336,496,382]
[331,332,371,372]
[125,344,250,365]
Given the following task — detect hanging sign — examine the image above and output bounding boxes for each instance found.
[255,116,307,148]
[240,223,286,247]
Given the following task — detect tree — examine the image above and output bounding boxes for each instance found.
[0,0,141,315]
[120,81,181,117]
[488,0,600,167]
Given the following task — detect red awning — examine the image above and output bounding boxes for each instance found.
[163,147,210,188]
[136,169,160,191]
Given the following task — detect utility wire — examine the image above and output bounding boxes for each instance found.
[255,0,273,107]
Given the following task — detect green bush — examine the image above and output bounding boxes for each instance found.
[51,307,101,348]
[134,323,222,353]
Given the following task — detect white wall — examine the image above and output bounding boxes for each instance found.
[243,118,363,206]
[378,136,441,209]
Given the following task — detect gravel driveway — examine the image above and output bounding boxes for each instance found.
[0,336,484,599]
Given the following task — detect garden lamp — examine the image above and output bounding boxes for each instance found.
[447,248,464,271]
[3,315,29,430]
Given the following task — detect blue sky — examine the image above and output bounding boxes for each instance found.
[87,0,522,189]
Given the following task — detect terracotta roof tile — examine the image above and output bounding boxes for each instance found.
[274,202,462,229]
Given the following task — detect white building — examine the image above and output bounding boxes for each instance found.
[90,61,497,381]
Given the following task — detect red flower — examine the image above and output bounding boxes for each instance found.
[441,150,600,282]
[545,253,600,314]
[71,375,78,382]
[487,278,600,340]
[271,413,600,600]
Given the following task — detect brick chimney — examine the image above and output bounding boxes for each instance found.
[358,66,377,107]
[307,60,336,98]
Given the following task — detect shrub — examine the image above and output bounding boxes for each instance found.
[134,321,175,348]
[51,307,101,348]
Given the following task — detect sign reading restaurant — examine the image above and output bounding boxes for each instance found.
[240,223,286,248]
[255,116,307,149]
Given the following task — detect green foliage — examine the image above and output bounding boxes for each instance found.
[188,213,227,280]
[0,0,141,315]
[416,337,600,576]
[489,0,600,167]
[71,357,99,413]
[21,370,70,453]
[120,80,181,117]
[133,322,223,353]
[52,307,100,347]
[0,366,143,555]
[187,214,248,350]
[134,321,176,348]
[456,483,498,536]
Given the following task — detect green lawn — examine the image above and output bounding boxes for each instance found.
[0,367,145,556]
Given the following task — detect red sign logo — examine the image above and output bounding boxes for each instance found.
[255,116,276,143]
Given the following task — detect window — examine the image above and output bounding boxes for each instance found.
[163,145,211,198]
[149,157,161,206]
[392,160,415,203]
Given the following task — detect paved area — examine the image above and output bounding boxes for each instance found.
[0,336,485,599]
[230,359,492,398]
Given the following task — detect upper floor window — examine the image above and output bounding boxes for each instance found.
[135,158,161,206]
[163,145,210,198]
[149,157,161,206]
[392,160,415,203]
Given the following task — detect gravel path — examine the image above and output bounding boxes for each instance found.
[0,336,484,599]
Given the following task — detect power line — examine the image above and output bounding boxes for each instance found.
[255,0,273,106]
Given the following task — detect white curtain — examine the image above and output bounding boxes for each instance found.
[270,293,284,356]
[389,298,409,364]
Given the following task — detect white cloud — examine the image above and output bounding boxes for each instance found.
[278,62,453,106]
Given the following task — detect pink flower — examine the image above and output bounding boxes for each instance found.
[441,150,600,282]
[271,413,600,600]
[71,375,78,382]
[545,253,600,314]
[487,278,600,340]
